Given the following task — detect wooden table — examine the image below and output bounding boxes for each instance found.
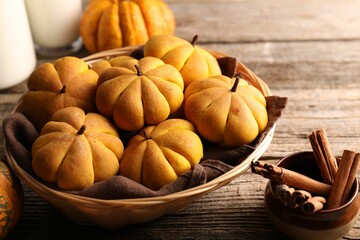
[2,0,360,239]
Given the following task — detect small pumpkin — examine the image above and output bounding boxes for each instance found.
[17,56,98,131]
[184,75,268,147]
[0,159,23,239]
[31,107,124,190]
[80,0,175,53]
[120,118,203,190]
[96,56,184,131]
[144,34,222,87]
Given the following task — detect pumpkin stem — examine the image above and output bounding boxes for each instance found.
[60,85,67,94]
[191,35,198,47]
[231,76,240,92]
[77,125,86,135]
[235,72,243,79]
[143,130,151,139]
[134,65,143,76]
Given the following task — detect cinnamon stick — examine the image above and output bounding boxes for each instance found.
[251,161,332,196]
[301,196,327,213]
[326,150,357,209]
[340,153,360,205]
[274,184,295,206]
[308,129,338,184]
[289,190,312,208]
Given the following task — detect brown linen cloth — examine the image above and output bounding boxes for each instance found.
[3,95,287,200]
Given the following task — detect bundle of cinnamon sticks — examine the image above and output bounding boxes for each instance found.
[252,129,360,212]
[271,183,327,213]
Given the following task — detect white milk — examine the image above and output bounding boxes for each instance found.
[25,0,82,48]
[0,0,36,90]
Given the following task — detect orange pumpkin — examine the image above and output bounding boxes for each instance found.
[80,0,175,53]
[184,75,268,147]
[17,56,98,131]
[120,118,203,190]
[0,159,23,239]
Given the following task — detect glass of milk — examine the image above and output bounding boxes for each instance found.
[24,0,83,57]
[0,0,36,90]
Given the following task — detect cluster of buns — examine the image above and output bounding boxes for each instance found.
[18,34,268,191]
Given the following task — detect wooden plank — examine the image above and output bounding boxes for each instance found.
[168,0,360,42]
[200,40,360,89]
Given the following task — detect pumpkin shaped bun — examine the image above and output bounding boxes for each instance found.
[184,75,268,147]
[96,56,184,131]
[31,107,124,191]
[144,34,222,87]
[17,56,98,131]
[120,119,203,190]
[80,0,175,53]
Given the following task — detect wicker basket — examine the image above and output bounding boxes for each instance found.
[5,45,274,229]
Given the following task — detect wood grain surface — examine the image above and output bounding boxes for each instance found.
[2,0,360,239]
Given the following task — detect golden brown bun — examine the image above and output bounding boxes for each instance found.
[17,56,98,131]
[120,118,203,190]
[32,107,124,190]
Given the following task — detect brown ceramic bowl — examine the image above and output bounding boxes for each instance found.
[264,151,360,240]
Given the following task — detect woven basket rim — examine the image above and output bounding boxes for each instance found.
[5,45,274,206]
